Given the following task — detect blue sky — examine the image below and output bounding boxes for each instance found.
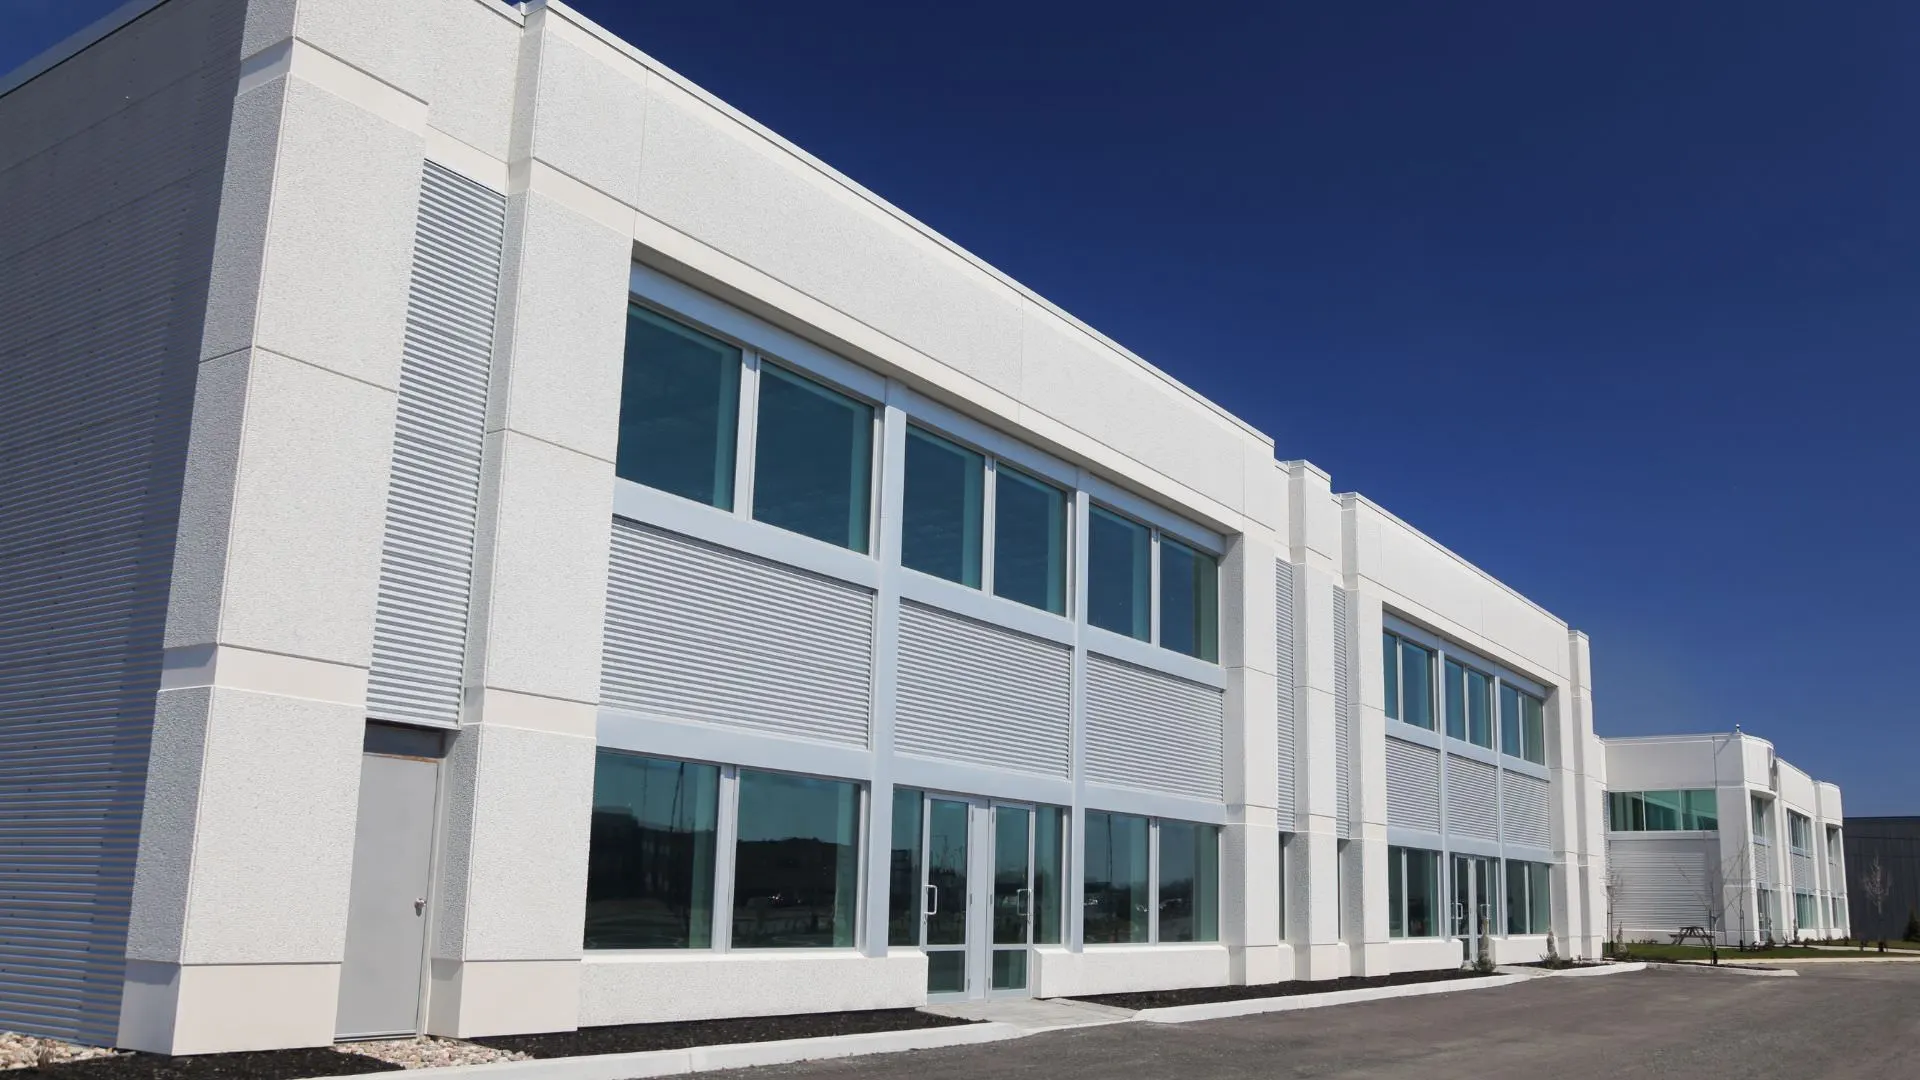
[8,2,1915,812]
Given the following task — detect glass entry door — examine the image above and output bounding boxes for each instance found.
[923,798,972,998]
[1451,854,1497,955]
[990,804,1034,995]
[911,796,1038,1001]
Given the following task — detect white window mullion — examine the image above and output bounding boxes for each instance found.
[1148,818,1161,944]
[981,459,998,595]
[733,354,762,521]
[713,766,741,951]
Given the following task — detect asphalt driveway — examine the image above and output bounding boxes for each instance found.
[747,964,1920,1080]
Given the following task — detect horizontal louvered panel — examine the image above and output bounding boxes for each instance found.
[1332,586,1352,838]
[1503,771,1552,849]
[1384,737,1440,833]
[1791,851,1813,891]
[1753,840,1774,886]
[0,0,240,1042]
[1274,560,1297,822]
[1445,755,1499,842]
[893,602,1070,776]
[1084,654,1224,802]
[603,521,874,746]
[1610,837,1721,934]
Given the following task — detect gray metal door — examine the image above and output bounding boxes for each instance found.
[336,730,440,1038]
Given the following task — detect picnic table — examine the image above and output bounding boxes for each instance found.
[1671,925,1715,946]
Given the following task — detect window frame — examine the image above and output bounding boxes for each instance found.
[1082,811,1222,946]
[1383,617,1552,764]
[584,749,868,954]
[749,359,879,554]
[899,424,987,590]
[1382,630,1437,731]
[1387,845,1443,939]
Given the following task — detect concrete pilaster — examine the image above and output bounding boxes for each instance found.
[1288,462,1348,979]
[1221,529,1282,983]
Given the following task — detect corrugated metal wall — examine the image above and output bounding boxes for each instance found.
[1274,560,1297,823]
[1611,837,1719,934]
[1504,772,1552,849]
[1754,839,1775,887]
[0,0,241,1043]
[894,602,1070,776]
[1384,738,1440,832]
[1332,586,1352,838]
[602,521,874,746]
[364,162,505,728]
[1084,654,1224,801]
[1791,851,1813,892]
[1445,755,1499,842]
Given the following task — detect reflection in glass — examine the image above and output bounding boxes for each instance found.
[1389,846,1440,939]
[888,788,924,946]
[1400,639,1434,730]
[1685,789,1719,831]
[901,428,983,587]
[1087,507,1149,640]
[1500,683,1522,758]
[1505,860,1529,935]
[752,364,872,552]
[584,752,718,949]
[993,807,1031,946]
[1159,821,1219,942]
[926,800,969,947]
[1643,790,1683,831]
[1034,807,1065,945]
[731,770,860,948]
[1159,537,1218,661]
[1445,660,1467,741]
[990,948,1027,991]
[1521,693,1545,764]
[1389,846,1405,938]
[1467,667,1492,748]
[616,307,739,508]
[1083,811,1150,943]
[926,951,965,994]
[993,467,1067,614]
[1383,633,1401,720]
[1530,863,1551,934]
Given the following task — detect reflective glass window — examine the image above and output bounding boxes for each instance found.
[1400,639,1434,730]
[616,307,739,508]
[1087,507,1150,640]
[1158,821,1219,943]
[887,788,924,946]
[732,770,861,948]
[1083,811,1150,943]
[992,467,1067,614]
[1159,537,1219,661]
[584,752,719,949]
[752,364,873,552]
[901,428,983,587]
[1035,807,1066,945]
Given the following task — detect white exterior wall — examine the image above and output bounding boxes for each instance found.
[1,0,1607,1051]
[1602,734,1845,945]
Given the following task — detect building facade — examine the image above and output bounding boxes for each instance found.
[1602,733,1846,945]
[0,0,1606,1055]
[1843,817,1920,942]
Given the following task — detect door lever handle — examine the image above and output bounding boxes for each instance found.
[414,897,427,915]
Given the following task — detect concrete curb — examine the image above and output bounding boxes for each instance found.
[1646,962,1797,978]
[304,1023,1025,1080]
[1746,955,1920,964]
[1132,974,1527,1024]
[1536,961,1648,978]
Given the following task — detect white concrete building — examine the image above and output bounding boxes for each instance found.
[1602,733,1847,945]
[0,0,1606,1055]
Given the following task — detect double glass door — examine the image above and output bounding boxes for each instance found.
[916,797,1036,1000]
[1451,854,1497,954]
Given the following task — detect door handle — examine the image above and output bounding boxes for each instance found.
[924,883,938,917]
[414,897,426,915]
[1017,887,1031,919]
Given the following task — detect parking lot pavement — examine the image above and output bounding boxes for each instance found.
[746,964,1920,1080]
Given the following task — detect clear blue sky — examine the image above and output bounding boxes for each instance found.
[9,2,1915,812]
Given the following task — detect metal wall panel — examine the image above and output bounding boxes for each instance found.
[1610,837,1720,934]
[1503,771,1552,849]
[1445,755,1499,842]
[364,162,506,728]
[1084,654,1225,802]
[1754,839,1775,887]
[894,602,1070,776]
[1791,851,1813,892]
[1274,560,1297,822]
[0,0,241,1043]
[1384,737,1441,833]
[1332,586,1352,838]
[603,521,874,746]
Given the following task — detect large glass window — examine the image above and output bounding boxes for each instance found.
[1795,890,1816,929]
[1035,806,1066,945]
[1159,537,1219,662]
[752,364,873,552]
[1445,659,1493,747]
[1607,789,1719,832]
[616,307,740,509]
[887,787,924,947]
[1083,811,1150,943]
[1788,812,1813,852]
[1157,821,1220,943]
[1384,632,1435,730]
[1505,861,1552,935]
[732,770,861,948]
[901,428,983,587]
[584,752,719,949]
[1499,685,1547,765]
[1752,795,1771,840]
[1643,790,1683,831]
[1686,790,1719,831]
[1087,507,1150,640]
[993,466,1067,615]
[1387,846,1441,938]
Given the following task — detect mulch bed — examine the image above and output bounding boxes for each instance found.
[468,1008,977,1059]
[1072,966,1485,1010]
[1515,960,1610,969]
[15,1049,399,1080]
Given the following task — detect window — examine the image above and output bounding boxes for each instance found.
[900,428,983,587]
[1082,812,1217,944]
[1159,537,1219,661]
[1276,833,1289,939]
[1087,507,1150,640]
[616,306,739,509]
[1387,846,1441,938]
[584,752,719,949]
[1444,659,1493,748]
[1606,790,1718,832]
[1382,631,1435,730]
[1795,890,1816,929]
[1158,821,1220,943]
[731,769,861,948]
[1752,795,1771,840]
[1504,861,1552,935]
[751,364,873,552]
[1788,812,1813,852]
[1035,807,1066,945]
[993,466,1067,615]
[887,787,925,946]
[1083,811,1150,943]
[1499,684,1547,765]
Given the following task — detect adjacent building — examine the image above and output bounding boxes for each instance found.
[1843,817,1920,942]
[1602,733,1847,945]
[0,0,1615,1056]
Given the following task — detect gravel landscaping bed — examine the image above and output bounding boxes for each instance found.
[469,1008,978,1058]
[1071,967,1485,1010]
[4,1034,120,1071]
[7,1047,398,1080]
[333,1038,528,1069]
